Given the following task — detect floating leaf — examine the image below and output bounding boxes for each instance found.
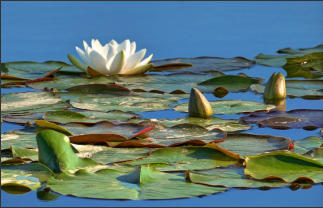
[254,45,323,67]
[1,91,67,115]
[240,109,323,130]
[213,87,229,98]
[3,110,138,125]
[151,56,255,73]
[198,74,261,92]
[251,79,323,99]
[127,147,239,171]
[129,117,251,132]
[36,129,97,173]
[1,131,37,149]
[1,61,83,80]
[244,151,323,183]
[66,84,132,95]
[35,120,73,136]
[1,163,52,192]
[115,123,226,148]
[216,133,292,157]
[174,100,275,115]
[46,165,226,200]
[1,146,38,161]
[1,183,32,194]
[283,52,323,79]
[188,167,287,188]
[293,137,323,154]
[70,92,187,112]
[304,148,323,163]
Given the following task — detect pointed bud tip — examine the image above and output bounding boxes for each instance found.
[188,88,213,118]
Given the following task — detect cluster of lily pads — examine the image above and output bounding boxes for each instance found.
[1,41,323,200]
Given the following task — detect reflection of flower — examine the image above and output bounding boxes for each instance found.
[70,39,153,75]
[264,72,286,100]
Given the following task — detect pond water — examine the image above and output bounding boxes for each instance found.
[1,1,323,207]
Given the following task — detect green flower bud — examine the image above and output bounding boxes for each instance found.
[264,72,286,100]
[188,88,213,118]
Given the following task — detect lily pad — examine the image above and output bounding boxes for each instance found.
[70,92,187,112]
[127,146,240,171]
[36,129,97,173]
[304,148,323,163]
[1,146,38,161]
[293,136,323,155]
[1,61,83,80]
[28,75,114,90]
[216,133,292,157]
[151,56,255,74]
[120,123,226,147]
[46,165,226,200]
[187,167,287,188]
[198,74,261,92]
[240,109,323,130]
[283,52,323,79]
[1,163,52,192]
[129,117,251,132]
[174,100,275,115]
[254,44,323,67]
[1,131,37,149]
[244,151,323,183]
[250,79,323,99]
[1,91,67,115]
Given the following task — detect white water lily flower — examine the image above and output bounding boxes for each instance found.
[69,39,153,75]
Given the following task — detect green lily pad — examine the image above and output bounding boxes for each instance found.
[28,75,115,90]
[46,164,226,200]
[283,52,323,79]
[1,131,37,149]
[1,163,52,192]
[198,74,261,92]
[254,44,323,67]
[1,146,38,161]
[127,147,239,171]
[174,100,275,115]
[1,91,68,115]
[73,145,151,164]
[250,79,323,99]
[304,147,323,163]
[133,123,226,147]
[244,151,323,183]
[1,61,84,80]
[151,56,255,73]
[293,136,323,154]
[240,109,323,130]
[36,129,97,173]
[70,92,187,112]
[3,110,139,125]
[129,117,251,132]
[216,133,292,157]
[188,167,287,188]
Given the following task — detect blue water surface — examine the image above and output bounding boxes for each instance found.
[1,1,323,207]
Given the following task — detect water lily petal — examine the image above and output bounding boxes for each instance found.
[75,47,90,66]
[109,39,118,47]
[117,39,130,53]
[123,49,146,72]
[137,53,153,67]
[83,41,90,55]
[88,50,109,74]
[130,41,136,55]
[123,63,153,75]
[109,50,125,75]
[68,54,87,72]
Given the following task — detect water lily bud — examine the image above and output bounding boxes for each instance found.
[264,72,286,100]
[188,88,213,118]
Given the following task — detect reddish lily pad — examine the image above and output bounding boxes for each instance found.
[240,109,323,130]
[151,56,255,74]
